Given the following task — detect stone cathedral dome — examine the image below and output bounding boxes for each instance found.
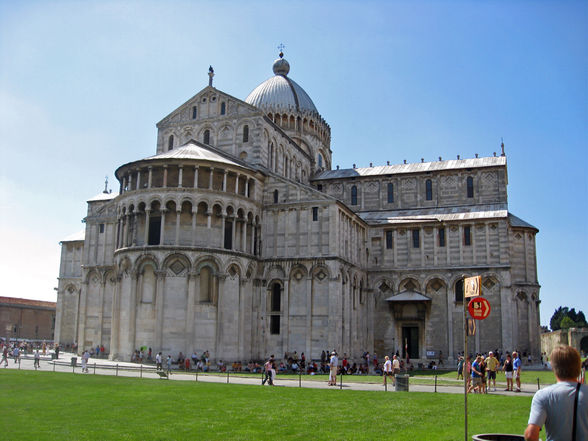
[245,52,319,115]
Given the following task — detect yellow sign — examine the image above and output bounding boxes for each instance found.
[464,276,482,298]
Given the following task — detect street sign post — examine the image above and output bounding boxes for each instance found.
[468,297,491,320]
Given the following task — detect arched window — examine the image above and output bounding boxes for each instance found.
[270,283,281,334]
[168,135,174,151]
[387,183,394,203]
[412,229,420,248]
[464,226,472,246]
[203,129,210,145]
[351,185,358,205]
[467,176,474,198]
[426,179,433,201]
[192,106,197,119]
[243,125,249,143]
[273,189,279,204]
[318,154,323,168]
[455,279,464,302]
[199,266,213,302]
[220,102,226,115]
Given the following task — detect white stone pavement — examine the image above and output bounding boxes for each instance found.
[4,352,544,397]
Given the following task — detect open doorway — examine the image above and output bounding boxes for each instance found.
[402,326,419,359]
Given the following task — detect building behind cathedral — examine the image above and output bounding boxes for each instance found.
[54,53,541,364]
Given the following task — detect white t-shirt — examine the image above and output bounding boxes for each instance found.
[330,355,338,368]
[392,359,400,370]
[528,381,587,441]
[383,359,392,372]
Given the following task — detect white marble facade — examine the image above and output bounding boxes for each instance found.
[54,54,541,363]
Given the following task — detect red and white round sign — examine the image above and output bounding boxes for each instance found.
[468,297,491,320]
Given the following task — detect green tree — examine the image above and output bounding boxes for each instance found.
[550,306,588,330]
[560,316,576,329]
[550,307,568,331]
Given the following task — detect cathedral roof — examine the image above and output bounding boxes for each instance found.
[508,213,538,231]
[87,192,117,202]
[359,204,508,225]
[245,52,318,115]
[142,141,246,168]
[61,229,85,242]
[385,291,431,302]
[314,156,507,180]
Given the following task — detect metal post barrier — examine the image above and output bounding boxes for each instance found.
[94,363,96,375]
[53,360,55,372]
[537,378,540,390]
[385,374,388,392]
[195,371,198,382]
[72,363,75,374]
[140,364,143,379]
[339,372,343,390]
[227,372,229,384]
[299,370,301,387]
[116,364,119,376]
[435,375,438,393]
[18,358,21,370]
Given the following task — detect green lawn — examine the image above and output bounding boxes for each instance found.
[0,370,532,441]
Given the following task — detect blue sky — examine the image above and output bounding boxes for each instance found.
[0,0,586,327]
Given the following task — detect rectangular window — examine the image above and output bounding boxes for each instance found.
[192,106,197,119]
[438,227,445,247]
[99,224,105,233]
[387,183,394,203]
[317,184,323,192]
[312,207,318,221]
[464,226,471,246]
[270,315,280,335]
[386,231,393,249]
[412,229,420,248]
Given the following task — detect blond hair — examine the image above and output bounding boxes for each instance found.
[550,346,581,380]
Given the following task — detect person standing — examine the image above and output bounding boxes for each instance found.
[34,349,41,369]
[457,356,464,380]
[166,355,172,375]
[155,352,162,370]
[513,351,522,392]
[485,351,500,391]
[382,356,392,385]
[83,350,91,373]
[469,355,483,393]
[524,345,587,441]
[328,351,338,386]
[262,358,272,385]
[503,353,514,391]
[2,346,8,367]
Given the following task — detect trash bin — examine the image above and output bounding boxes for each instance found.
[71,357,77,367]
[51,353,57,360]
[395,374,409,391]
[472,435,525,441]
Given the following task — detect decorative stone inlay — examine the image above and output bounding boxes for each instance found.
[404,280,417,291]
[316,271,327,281]
[379,281,391,293]
[430,279,443,291]
[483,278,496,290]
[170,260,186,275]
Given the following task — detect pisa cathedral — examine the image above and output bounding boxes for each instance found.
[54,53,541,364]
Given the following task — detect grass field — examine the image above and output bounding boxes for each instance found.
[1,370,533,441]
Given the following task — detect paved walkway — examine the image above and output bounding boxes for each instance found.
[4,352,544,396]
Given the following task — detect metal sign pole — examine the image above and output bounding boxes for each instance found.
[464,295,468,441]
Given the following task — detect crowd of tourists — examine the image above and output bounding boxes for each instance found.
[456,350,528,393]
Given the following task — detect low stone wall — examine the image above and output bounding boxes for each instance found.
[541,328,588,357]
